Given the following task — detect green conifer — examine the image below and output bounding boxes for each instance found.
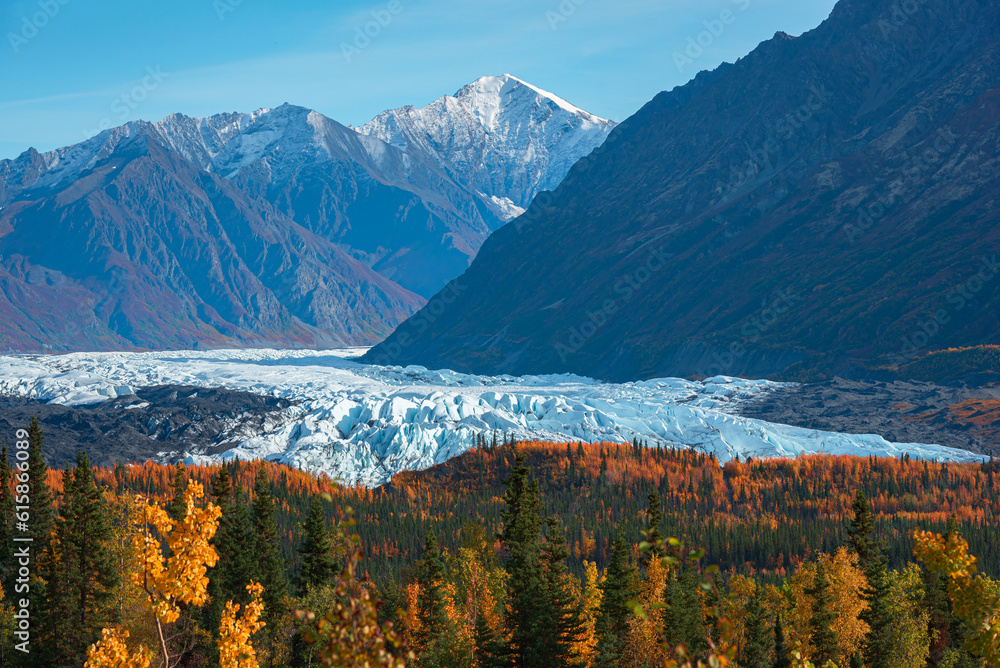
[805,563,838,666]
[498,453,547,667]
[167,462,188,522]
[41,453,119,666]
[594,533,635,666]
[296,497,337,595]
[741,584,772,668]
[849,491,892,668]
[251,468,288,667]
[539,517,585,667]
[773,615,791,668]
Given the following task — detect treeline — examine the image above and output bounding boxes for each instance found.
[34,436,1000,584]
[0,419,998,667]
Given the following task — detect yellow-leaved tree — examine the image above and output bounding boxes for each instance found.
[218,581,267,668]
[572,559,603,665]
[87,479,267,668]
[625,553,671,666]
[914,528,1000,665]
[786,548,868,663]
[84,627,154,668]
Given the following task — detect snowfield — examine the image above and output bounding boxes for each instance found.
[0,349,986,486]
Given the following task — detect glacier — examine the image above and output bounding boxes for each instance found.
[0,349,986,487]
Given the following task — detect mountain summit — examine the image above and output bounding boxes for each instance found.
[0,77,614,352]
[368,0,1000,381]
[359,74,616,220]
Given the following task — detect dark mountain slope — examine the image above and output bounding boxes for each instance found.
[0,135,423,351]
[367,0,1000,381]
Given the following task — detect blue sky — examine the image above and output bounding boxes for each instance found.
[0,0,838,159]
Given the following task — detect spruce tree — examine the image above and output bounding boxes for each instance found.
[642,490,665,567]
[741,585,772,668]
[474,612,507,668]
[36,465,75,667]
[805,563,838,666]
[498,453,548,667]
[296,497,337,595]
[594,533,635,666]
[252,468,287,667]
[24,417,54,547]
[167,462,188,522]
[415,529,463,668]
[38,453,119,666]
[205,468,255,640]
[923,517,978,668]
[65,453,120,662]
[773,615,791,668]
[417,530,447,637]
[539,517,585,668]
[665,563,708,658]
[849,491,892,668]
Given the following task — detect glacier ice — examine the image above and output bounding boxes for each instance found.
[0,349,986,487]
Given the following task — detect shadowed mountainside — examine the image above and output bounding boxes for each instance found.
[368,0,1000,382]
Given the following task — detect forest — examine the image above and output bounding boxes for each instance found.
[0,419,998,667]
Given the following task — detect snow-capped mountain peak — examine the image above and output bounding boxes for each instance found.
[455,74,609,130]
[358,74,617,220]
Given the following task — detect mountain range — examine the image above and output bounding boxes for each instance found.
[0,75,614,351]
[369,0,1000,382]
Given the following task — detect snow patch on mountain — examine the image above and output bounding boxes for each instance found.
[358,74,617,220]
[0,350,984,487]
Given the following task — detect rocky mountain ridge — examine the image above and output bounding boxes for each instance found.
[368,0,1000,382]
[0,76,614,351]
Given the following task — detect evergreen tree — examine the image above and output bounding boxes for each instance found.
[41,453,120,666]
[773,615,791,668]
[474,611,508,668]
[849,652,863,668]
[805,563,838,666]
[593,533,634,666]
[849,491,892,668]
[642,490,664,567]
[740,585,772,668]
[538,517,585,668]
[167,462,188,522]
[414,529,470,667]
[498,453,549,667]
[24,417,54,548]
[664,562,708,658]
[205,468,255,639]
[36,465,75,667]
[924,516,978,668]
[252,468,288,668]
[296,497,337,595]
[416,529,448,652]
